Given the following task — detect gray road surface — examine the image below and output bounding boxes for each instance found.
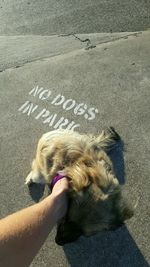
[0,31,149,267]
[0,0,149,35]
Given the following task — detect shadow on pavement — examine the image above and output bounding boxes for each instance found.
[63,226,149,267]
[108,138,125,185]
[28,183,45,203]
[26,138,149,266]
[63,139,147,266]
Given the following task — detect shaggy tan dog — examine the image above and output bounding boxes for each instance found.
[25,128,133,245]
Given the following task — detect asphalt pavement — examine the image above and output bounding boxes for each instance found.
[0,0,149,35]
[0,1,150,267]
[0,31,150,266]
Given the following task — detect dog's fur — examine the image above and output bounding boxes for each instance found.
[25,128,133,245]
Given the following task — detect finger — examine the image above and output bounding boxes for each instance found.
[52,177,69,191]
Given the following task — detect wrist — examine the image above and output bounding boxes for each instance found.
[38,195,58,225]
[40,178,69,224]
[46,194,65,222]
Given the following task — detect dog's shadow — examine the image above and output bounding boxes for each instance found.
[28,183,45,203]
[27,138,148,266]
[108,138,125,185]
[63,139,148,266]
[63,227,149,267]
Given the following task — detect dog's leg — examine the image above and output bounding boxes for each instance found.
[92,127,120,151]
[25,170,45,185]
[25,159,45,185]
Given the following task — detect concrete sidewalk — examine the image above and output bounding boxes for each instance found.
[0,32,141,71]
[0,31,150,266]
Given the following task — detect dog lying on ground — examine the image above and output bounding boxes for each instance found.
[25,127,133,245]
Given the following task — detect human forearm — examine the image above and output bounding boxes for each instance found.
[0,177,69,267]
[0,195,58,267]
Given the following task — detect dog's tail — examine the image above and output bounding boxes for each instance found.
[92,127,120,151]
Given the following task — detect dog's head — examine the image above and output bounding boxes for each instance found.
[54,149,133,245]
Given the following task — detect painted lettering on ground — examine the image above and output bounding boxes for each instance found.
[18,85,99,131]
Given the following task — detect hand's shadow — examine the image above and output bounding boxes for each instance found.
[63,226,149,267]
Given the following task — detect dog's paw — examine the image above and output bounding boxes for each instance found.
[25,171,46,185]
[25,172,34,185]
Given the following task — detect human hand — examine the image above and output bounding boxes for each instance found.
[51,178,69,221]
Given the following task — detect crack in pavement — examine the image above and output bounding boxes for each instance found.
[0,31,143,73]
[72,34,96,50]
[58,33,96,50]
[59,31,142,49]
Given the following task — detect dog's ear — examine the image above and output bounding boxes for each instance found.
[90,127,120,151]
[55,221,82,246]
